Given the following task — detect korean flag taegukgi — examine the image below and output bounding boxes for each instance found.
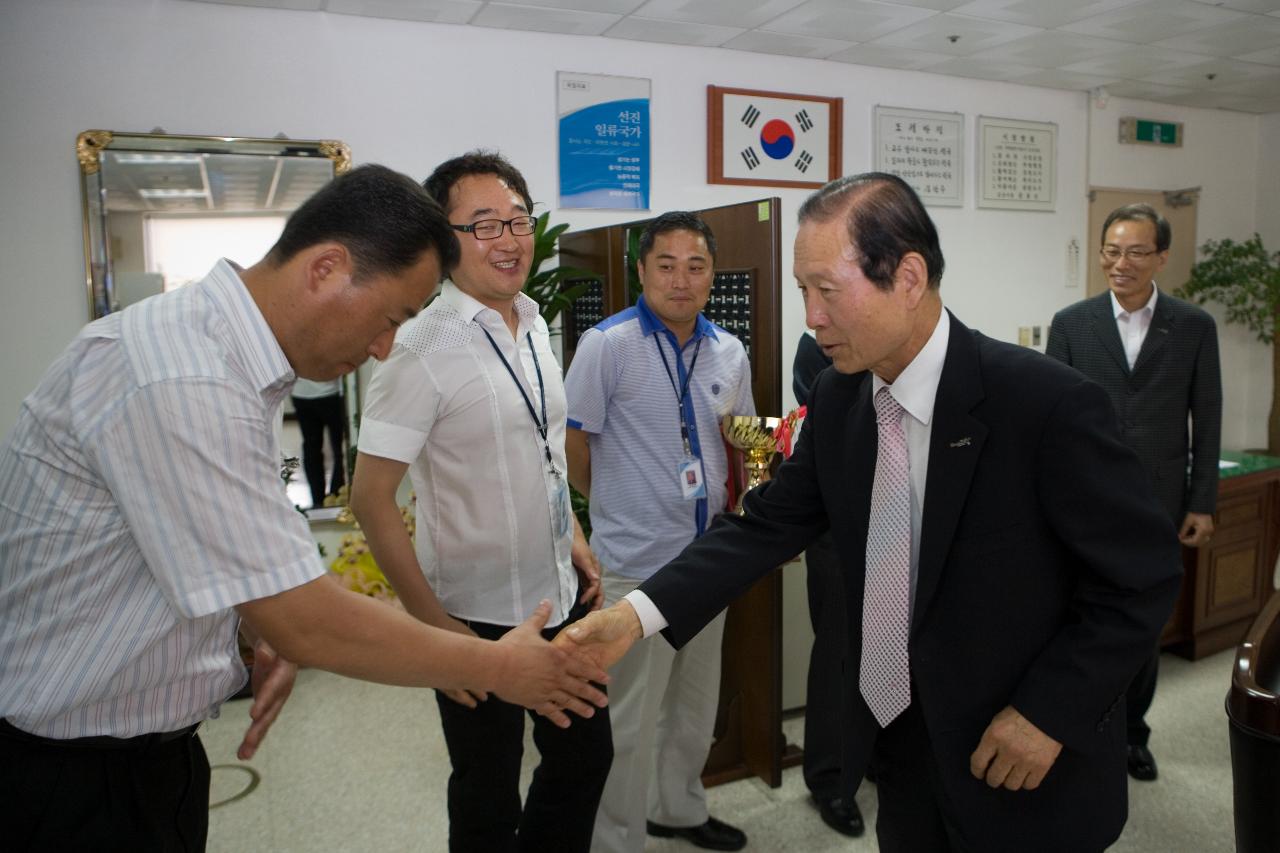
[722,91,831,183]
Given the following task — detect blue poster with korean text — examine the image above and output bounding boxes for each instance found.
[558,72,650,210]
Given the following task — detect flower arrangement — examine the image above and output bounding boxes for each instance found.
[327,496,414,607]
[774,405,807,459]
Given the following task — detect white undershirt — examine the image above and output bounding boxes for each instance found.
[627,309,952,637]
[1111,284,1158,370]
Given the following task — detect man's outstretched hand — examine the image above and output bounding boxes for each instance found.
[492,600,611,728]
[552,600,644,674]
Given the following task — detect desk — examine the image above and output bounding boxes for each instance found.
[1162,452,1280,660]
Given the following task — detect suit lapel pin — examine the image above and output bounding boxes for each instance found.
[949,436,971,448]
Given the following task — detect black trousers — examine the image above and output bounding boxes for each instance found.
[872,699,970,853]
[436,599,613,853]
[802,532,852,801]
[0,719,209,852]
[292,393,346,507]
[1126,646,1159,746]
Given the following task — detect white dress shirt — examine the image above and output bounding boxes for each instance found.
[1111,285,1158,370]
[0,260,325,737]
[358,282,577,627]
[628,310,951,637]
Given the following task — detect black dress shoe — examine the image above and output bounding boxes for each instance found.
[647,816,747,851]
[1127,744,1158,781]
[812,794,865,837]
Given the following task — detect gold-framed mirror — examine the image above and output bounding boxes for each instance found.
[77,130,357,518]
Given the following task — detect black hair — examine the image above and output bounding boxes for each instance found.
[798,172,945,291]
[267,163,458,279]
[1101,203,1171,252]
[637,211,717,264]
[422,150,534,216]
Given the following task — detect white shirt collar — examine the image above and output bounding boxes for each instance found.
[1110,282,1159,319]
[871,306,950,428]
[439,280,540,332]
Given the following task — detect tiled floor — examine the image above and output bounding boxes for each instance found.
[202,647,1238,852]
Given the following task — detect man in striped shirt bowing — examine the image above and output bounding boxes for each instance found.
[0,165,608,850]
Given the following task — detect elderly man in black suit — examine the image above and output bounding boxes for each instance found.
[555,172,1181,853]
[1046,202,1222,782]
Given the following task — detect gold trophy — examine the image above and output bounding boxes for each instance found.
[721,415,783,514]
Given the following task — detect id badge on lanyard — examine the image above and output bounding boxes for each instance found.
[678,456,707,500]
[481,325,571,537]
[656,333,707,502]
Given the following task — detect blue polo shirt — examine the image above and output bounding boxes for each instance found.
[564,296,754,580]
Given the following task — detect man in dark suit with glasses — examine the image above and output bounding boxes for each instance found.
[1047,202,1222,782]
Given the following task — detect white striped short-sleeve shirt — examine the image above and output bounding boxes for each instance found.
[0,260,326,738]
[564,297,754,580]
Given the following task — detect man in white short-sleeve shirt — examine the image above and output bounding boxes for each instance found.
[350,151,612,853]
[0,165,607,850]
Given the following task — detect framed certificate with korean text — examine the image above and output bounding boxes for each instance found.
[708,86,841,190]
[873,106,963,207]
[976,116,1056,211]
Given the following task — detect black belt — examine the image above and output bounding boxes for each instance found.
[0,718,199,750]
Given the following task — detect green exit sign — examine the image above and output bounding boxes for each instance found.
[1119,117,1183,148]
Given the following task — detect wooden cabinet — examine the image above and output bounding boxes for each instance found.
[1162,453,1280,661]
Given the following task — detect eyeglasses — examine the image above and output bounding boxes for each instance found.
[451,216,537,240]
[1100,246,1160,263]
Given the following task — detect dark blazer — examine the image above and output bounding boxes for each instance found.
[1046,289,1222,523]
[639,312,1181,853]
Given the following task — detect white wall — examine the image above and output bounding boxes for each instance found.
[0,0,1090,430]
[1089,95,1269,451]
[0,0,1269,442]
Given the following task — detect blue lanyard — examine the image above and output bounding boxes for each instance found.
[654,333,703,457]
[480,326,557,474]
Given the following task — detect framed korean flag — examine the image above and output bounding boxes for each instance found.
[708,86,841,189]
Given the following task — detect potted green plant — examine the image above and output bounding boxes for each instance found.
[1178,234,1280,455]
[523,211,593,328]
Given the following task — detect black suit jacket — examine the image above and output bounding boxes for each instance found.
[1046,289,1222,523]
[639,312,1181,853]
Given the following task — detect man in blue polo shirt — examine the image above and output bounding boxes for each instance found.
[564,211,754,853]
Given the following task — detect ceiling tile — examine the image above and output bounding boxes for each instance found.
[760,0,936,42]
[876,0,970,9]
[1139,56,1280,85]
[630,0,808,28]
[1100,78,1195,99]
[922,55,1042,80]
[1059,44,1211,76]
[1016,68,1121,90]
[867,11,1039,55]
[323,0,481,23]
[471,2,620,34]
[604,15,742,45]
[1217,70,1280,94]
[950,0,1146,29]
[193,0,324,9]
[502,0,646,11]
[1060,0,1249,43]
[720,29,853,57]
[970,30,1131,68]
[1235,44,1280,64]
[826,42,952,69]
[1151,14,1280,55]
[1159,88,1265,109]
[1213,0,1280,12]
